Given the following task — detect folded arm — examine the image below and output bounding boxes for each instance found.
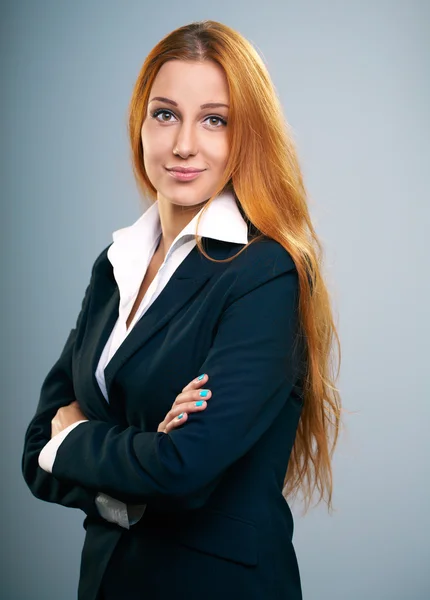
[38,421,147,527]
[45,251,303,511]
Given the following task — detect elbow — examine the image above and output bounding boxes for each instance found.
[21,452,41,500]
[21,442,47,502]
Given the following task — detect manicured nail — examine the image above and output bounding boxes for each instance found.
[177,413,184,419]
[199,390,208,398]
[195,400,204,407]
[197,374,205,381]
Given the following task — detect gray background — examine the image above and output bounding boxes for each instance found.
[2,1,429,598]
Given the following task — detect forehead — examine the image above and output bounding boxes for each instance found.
[150,60,229,104]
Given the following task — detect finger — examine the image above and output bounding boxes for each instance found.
[181,373,208,393]
[161,394,209,432]
[165,411,189,433]
[170,390,211,416]
[167,398,208,423]
[162,390,212,432]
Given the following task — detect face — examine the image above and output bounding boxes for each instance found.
[141,60,230,209]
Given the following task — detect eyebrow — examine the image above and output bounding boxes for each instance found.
[149,96,229,109]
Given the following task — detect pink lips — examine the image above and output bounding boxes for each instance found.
[166,168,204,181]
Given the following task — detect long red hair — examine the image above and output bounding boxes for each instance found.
[127,20,342,514]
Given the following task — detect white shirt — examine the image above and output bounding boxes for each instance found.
[39,188,249,529]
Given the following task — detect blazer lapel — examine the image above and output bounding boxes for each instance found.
[77,264,119,416]
[81,238,243,412]
[102,240,230,401]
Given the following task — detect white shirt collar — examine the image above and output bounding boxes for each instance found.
[108,188,249,271]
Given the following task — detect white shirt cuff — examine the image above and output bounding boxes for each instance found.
[38,420,89,473]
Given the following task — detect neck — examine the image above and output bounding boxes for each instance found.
[156,197,208,260]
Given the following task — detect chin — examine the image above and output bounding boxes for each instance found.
[158,188,210,206]
[167,197,209,208]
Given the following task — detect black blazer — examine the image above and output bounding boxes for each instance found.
[22,235,306,600]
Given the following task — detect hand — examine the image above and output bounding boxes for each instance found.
[157,374,212,434]
[51,400,88,439]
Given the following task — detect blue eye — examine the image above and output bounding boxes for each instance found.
[150,109,227,128]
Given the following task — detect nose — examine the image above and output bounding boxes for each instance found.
[172,122,198,158]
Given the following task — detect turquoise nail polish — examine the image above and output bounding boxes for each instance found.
[199,390,208,398]
[195,401,204,406]
[177,413,184,419]
[197,373,205,381]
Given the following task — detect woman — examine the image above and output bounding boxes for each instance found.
[22,20,342,600]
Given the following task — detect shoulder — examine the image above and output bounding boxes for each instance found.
[233,236,297,278]
[219,237,298,303]
[242,237,296,271]
[208,236,296,273]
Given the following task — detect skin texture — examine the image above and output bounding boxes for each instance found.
[51,59,229,437]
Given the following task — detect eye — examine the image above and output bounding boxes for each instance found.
[151,109,176,123]
[204,116,227,128]
[150,109,227,128]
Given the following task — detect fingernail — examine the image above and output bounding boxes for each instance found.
[197,374,205,381]
[195,401,205,407]
[177,413,184,419]
[199,390,208,398]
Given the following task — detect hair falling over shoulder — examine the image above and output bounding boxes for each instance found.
[127,20,343,514]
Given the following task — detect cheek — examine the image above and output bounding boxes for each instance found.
[142,133,169,172]
[142,121,165,153]
[204,136,229,168]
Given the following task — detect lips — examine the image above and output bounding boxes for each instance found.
[166,168,204,181]
[167,167,205,173]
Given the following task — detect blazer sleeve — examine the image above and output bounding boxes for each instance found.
[21,254,102,518]
[48,246,304,511]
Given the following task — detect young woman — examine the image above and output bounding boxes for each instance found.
[22,19,342,600]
